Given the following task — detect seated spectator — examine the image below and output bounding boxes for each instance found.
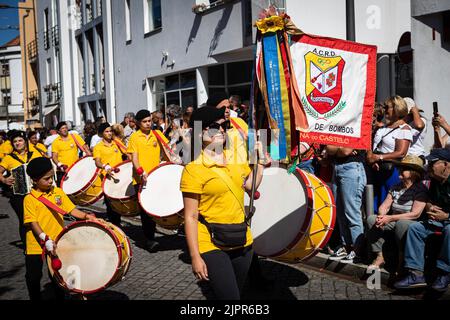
[394,149,450,291]
[432,113,450,150]
[367,96,413,212]
[403,98,426,159]
[366,155,428,271]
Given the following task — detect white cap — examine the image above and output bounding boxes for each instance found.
[403,97,415,113]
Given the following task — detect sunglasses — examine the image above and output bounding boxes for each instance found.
[207,120,230,131]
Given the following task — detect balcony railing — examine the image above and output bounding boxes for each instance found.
[27,39,38,62]
[51,26,60,47]
[43,30,50,50]
[192,0,234,14]
[44,82,61,104]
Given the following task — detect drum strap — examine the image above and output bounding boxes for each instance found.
[210,167,249,222]
[8,151,34,165]
[230,118,248,141]
[31,193,68,216]
[33,144,48,158]
[152,130,175,156]
[70,134,85,152]
[113,138,128,155]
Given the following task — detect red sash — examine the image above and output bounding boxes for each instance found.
[70,134,85,152]
[31,193,68,216]
[113,138,128,155]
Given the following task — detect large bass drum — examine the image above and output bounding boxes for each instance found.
[48,221,132,295]
[138,163,184,230]
[60,156,103,206]
[245,167,335,263]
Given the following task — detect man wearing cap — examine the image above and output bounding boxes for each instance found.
[395,149,450,291]
[93,122,126,227]
[0,131,43,244]
[23,157,97,300]
[127,109,170,252]
[52,122,92,186]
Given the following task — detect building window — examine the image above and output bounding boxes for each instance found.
[208,61,253,101]
[44,8,50,49]
[143,0,162,34]
[46,58,52,86]
[125,0,132,41]
[149,70,197,113]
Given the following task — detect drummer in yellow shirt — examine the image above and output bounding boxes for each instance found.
[23,157,97,300]
[52,122,92,186]
[181,107,265,300]
[127,109,170,253]
[0,131,42,244]
[0,132,13,160]
[93,122,129,227]
[27,131,48,158]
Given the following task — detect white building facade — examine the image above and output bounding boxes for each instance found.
[0,38,24,131]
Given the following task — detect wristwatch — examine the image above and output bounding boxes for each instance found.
[379,154,384,161]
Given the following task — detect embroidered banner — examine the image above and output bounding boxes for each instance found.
[290,34,377,150]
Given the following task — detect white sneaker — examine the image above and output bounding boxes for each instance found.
[328,247,347,261]
[340,250,356,264]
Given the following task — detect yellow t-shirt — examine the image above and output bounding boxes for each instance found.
[0,140,13,159]
[52,134,86,167]
[226,118,249,165]
[23,187,76,255]
[180,151,252,254]
[127,130,169,183]
[93,140,124,171]
[29,143,48,157]
[0,151,42,172]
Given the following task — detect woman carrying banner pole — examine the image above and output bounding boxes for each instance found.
[181,107,265,300]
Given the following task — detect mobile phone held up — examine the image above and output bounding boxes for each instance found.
[433,101,439,117]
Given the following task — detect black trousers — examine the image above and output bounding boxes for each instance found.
[140,210,156,241]
[201,246,253,300]
[25,255,65,301]
[56,171,65,188]
[105,198,122,227]
[9,194,26,244]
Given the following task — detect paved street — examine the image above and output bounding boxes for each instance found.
[0,195,415,301]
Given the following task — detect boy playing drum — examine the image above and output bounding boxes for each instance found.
[23,157,98,300]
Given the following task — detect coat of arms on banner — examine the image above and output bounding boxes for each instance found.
[304,51,346,119]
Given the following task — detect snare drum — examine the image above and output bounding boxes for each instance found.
[48,220,132,295]
[102,161,140,216]
[60,156,103,206]
[138,163,184,230]
[245,167,335,263]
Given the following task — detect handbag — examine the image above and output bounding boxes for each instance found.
[197,166,249,248]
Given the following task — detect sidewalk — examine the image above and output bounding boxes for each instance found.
[299,252,450,300]
[83,200,450,300]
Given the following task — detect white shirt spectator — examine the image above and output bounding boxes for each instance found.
[123,125,136,144]
[230,110,239,118]
[373,124,413,154]
[90,134,102,149]
[45,130,79,157]
[44,134,59,157]
[408,118,427,157]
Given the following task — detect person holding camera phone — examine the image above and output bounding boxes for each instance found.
[181,107,264,300]
[432,110,450,149]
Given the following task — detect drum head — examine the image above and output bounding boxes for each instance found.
[139,164,184,218]
[55,223,120,293]
[103,161,136,199]
[61,157,98,195]
[245,167,311,257]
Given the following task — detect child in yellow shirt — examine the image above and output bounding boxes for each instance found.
[24,157,98,300]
